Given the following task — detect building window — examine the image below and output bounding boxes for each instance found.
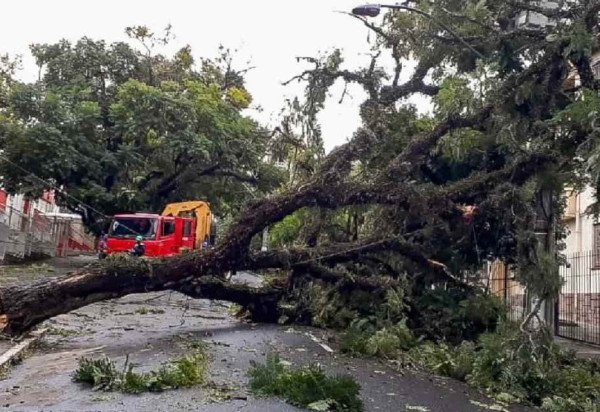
[161,220,175,237]
[183,221,192,237]
[594,224,600,267]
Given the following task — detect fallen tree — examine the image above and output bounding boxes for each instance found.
[0,146,558,335]
[1,0,600,338]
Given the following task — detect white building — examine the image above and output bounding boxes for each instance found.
[0,189,94,260]
[563,187,598,255]
[560,188,600,344]
[513,1,558,29]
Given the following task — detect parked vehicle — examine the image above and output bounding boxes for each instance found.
[104,201,214,258]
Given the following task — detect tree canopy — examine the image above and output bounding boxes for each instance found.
[3,1,600,332]
[0,27,284,232]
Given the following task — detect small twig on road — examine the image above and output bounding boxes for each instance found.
[108,292,172,306]
[172,296,192,327]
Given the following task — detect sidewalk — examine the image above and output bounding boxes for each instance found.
[555,337,600,360]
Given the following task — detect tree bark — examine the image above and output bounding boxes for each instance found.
[0,256,283,335]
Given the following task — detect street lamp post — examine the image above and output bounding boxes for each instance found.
[351,3,484,59]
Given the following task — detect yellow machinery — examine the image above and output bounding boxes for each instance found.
[161,201,213,249]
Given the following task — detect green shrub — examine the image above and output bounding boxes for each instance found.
[409,324,600,411]
[340,317,415,358]
[248,353,363,412]
[73,349,208,393]
[409,341,475,380]
[269,209,307,248]
[72,357,121,391]
[376,289,408,324]
[466,327,517,390]
[338,287,412,357]
[306,283,359,329]
[283,276,408,331]
[339,319,376,356]
[466,326,565,404]
[542,396,598,412]
[365,321,415,358]
[122,366,150,393]
[413,289,505,343]
[449,342,477,381]
[157,351,207,388]
[549,366,600,410]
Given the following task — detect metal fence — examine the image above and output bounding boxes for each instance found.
[489,256,600,346]
[488,261,528,323]
[557,251,600,346]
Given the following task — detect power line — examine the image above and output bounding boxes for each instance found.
[0,155,144,237]
[0,154,111,220]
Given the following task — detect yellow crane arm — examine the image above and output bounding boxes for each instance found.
[161,201,212,249]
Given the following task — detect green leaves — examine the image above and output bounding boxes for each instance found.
[564,23,595,60]
[73,349,208,393]
[434,77,474,117]
[554,88,600,127]
[248,353,363,412]
[0,31,281,231]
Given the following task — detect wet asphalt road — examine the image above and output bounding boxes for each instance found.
[0,261,534,412]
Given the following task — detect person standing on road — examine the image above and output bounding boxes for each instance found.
[130,235,146,257]
[97,233,108,259]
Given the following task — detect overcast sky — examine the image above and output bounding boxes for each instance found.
[0,1,426,152]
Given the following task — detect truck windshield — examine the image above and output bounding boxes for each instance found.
[109,217,157,239]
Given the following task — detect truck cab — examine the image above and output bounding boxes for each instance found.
[104,201,213,258]
[106,213,196,257]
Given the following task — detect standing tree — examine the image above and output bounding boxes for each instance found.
[0,26,284,232]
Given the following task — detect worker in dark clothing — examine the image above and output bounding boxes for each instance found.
[130,235,146,257]
[97,233,108,259]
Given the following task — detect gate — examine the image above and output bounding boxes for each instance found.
[557,251,600,345]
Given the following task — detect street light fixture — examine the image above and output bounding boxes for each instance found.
[351,4,382,17]
[351,3,484,59]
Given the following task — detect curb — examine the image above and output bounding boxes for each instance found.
[0,328,47,371]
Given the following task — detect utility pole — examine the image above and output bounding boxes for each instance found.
[515,0,559,332]
[534,187,557,329]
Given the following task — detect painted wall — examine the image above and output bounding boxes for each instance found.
[0,190,61,231]
[563,186,597,255]
[0,189,94,259]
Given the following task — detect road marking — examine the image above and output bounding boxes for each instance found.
[0,328,47,370]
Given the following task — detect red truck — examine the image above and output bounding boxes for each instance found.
[104,201,213,258]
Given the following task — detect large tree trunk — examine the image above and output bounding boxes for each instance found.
[0,256,283,335]
[0,231,469,335]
